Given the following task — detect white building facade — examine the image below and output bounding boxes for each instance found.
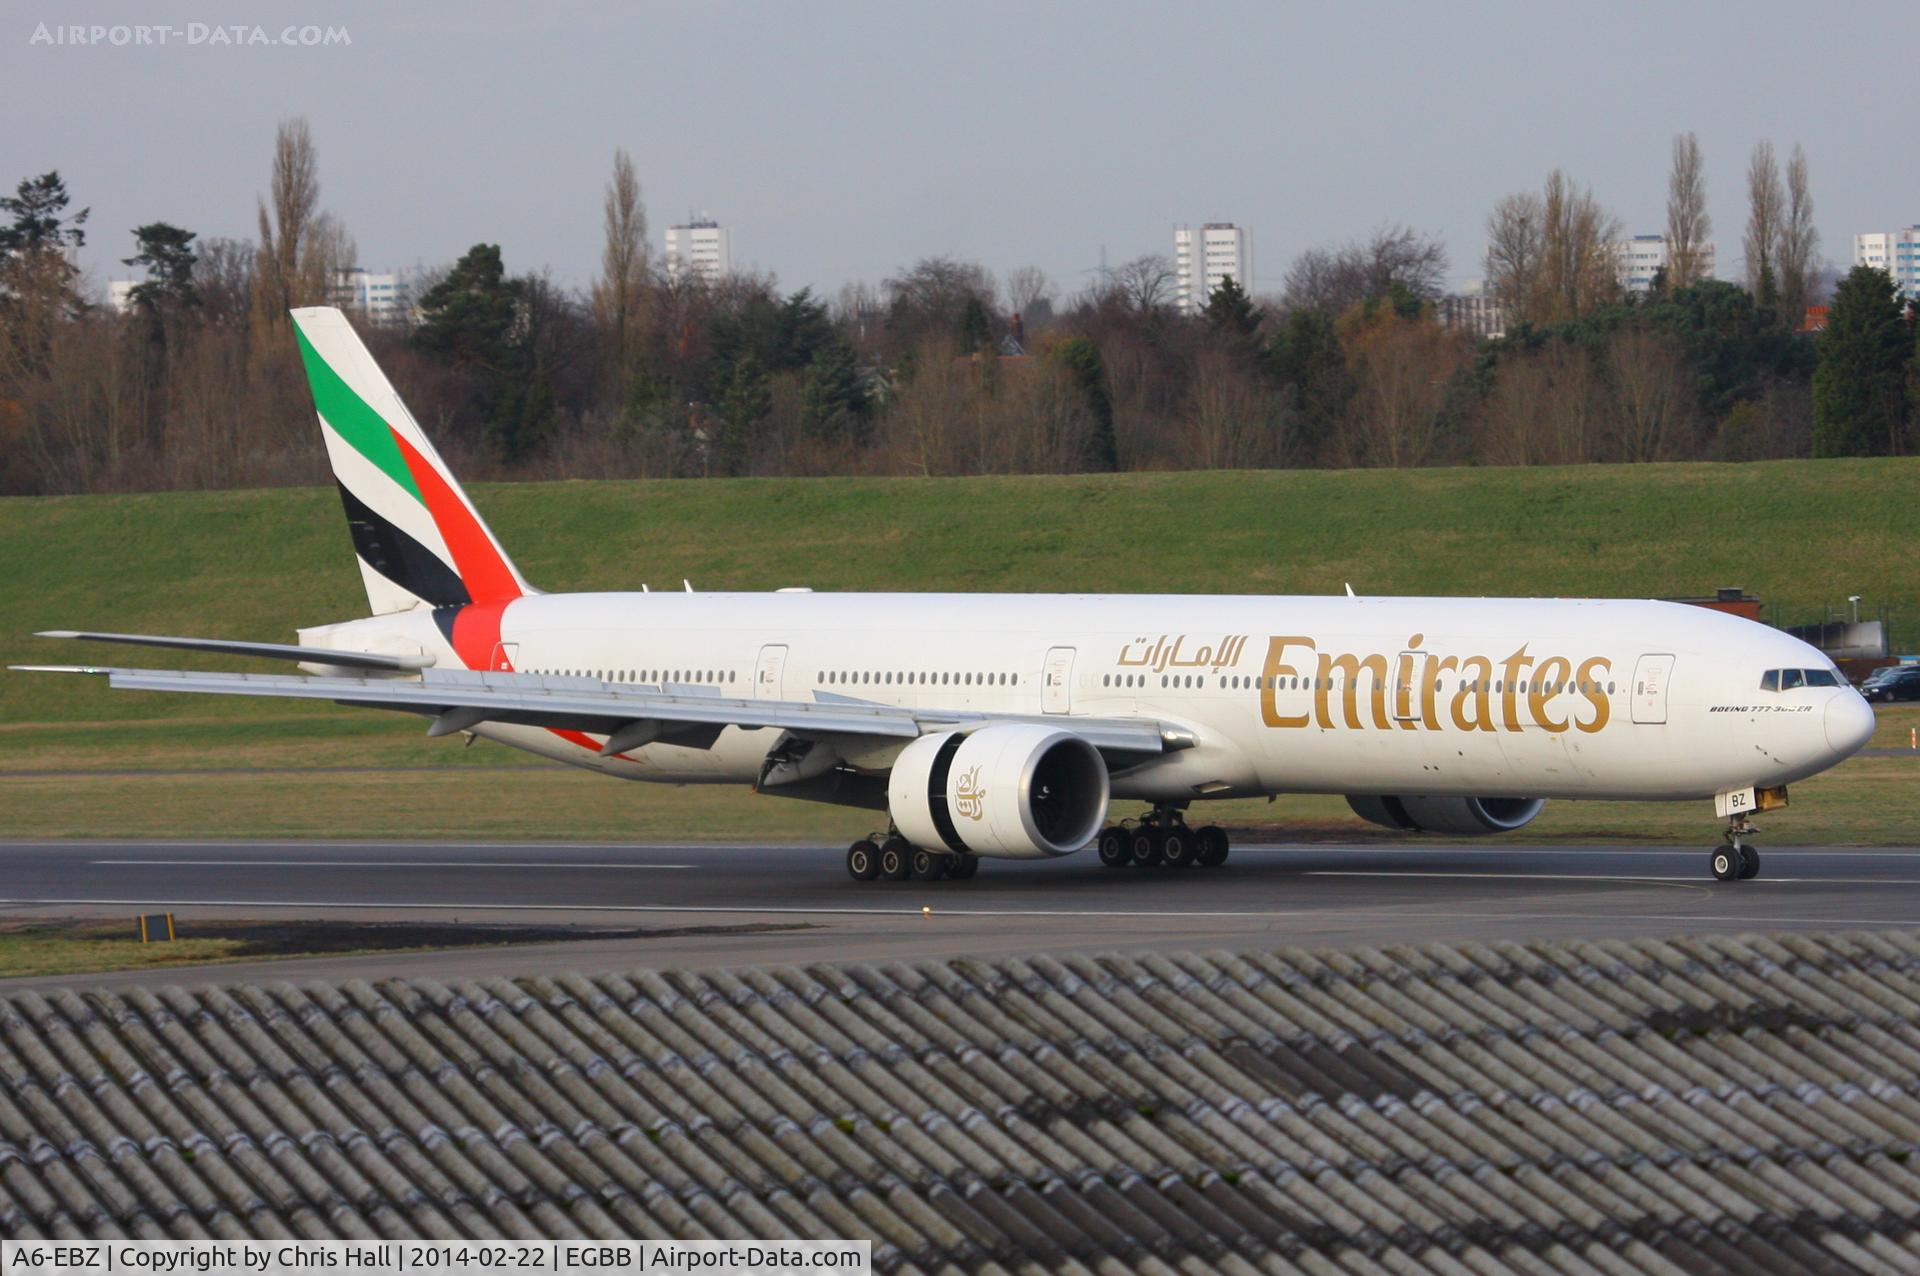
[330,268,412,325]
[1173,223,1252,315]
[665,220,733,284]
[1854,227,1920,300]
[1613,234,1717,293]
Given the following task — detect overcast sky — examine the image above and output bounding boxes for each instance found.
[6,0,1914,303]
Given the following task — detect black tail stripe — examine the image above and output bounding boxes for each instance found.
[334,481,471,608]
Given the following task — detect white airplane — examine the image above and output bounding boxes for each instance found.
[18,307,1876,884]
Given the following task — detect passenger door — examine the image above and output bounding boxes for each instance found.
[1631,653,1675,724]
[753,644,788,700]
[1042,647,1075,714]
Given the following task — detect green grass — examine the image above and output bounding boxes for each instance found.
[3,461,1916,843]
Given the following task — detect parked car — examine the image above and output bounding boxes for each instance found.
[1862,665,1920,703]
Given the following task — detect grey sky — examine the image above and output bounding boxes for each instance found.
[6,0,1913,303]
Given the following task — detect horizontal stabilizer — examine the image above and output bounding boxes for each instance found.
[35,630,433,671]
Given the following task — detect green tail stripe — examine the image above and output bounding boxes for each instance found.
[294,323,422,502]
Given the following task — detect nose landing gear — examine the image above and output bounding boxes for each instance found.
[1710,815,1761,882]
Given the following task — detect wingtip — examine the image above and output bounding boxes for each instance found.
[34,630,80,639]
[9,664,109,674]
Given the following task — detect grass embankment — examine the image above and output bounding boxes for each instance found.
[3,461,1916,844]
[0,918,807,980]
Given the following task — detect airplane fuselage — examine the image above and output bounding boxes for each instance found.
[303,590,1872,805]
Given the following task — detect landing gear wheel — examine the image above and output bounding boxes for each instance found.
[1097,827,1130,868]
[847,840,879,881]
[1129,826,1165,867]
[1162,825,1198,868]
[1195,826,1230,868]
[910,847,948,882]
[1710,846,1739,881]
[947,854,980,880]
[1738,845,1760,880]
[879,836,912,881]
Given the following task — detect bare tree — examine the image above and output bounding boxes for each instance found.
[1664,132,1711,288]
[1743,141,1784,306]
[252,118,322,324]
[1283,226,1448,315]
[302,212,357,306]
[1339,311,1467,467]
[1003,265,1056,327]
[1187,349,1284,469]
[1538,170,1621,323]
[1484,192,1545,327]
[1111,254,1175,313]
[1607,326,1696,461]
[1777,143,1820,327]
[590,148,648,375]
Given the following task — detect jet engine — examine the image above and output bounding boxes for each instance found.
[1346,794,1545,836]
[888,724,1109,859]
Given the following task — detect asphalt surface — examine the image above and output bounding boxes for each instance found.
[6,837,1920,990]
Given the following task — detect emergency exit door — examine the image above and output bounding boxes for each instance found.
[1631,653,1674,724]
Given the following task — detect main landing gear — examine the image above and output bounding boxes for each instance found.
[846,834,980,883]
[1097,808,1230,870]
[1710,814,1761,882]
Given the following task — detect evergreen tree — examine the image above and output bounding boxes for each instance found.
[1267,309,1353,464]
[414,244,543,459]
[959,296,993,354]
[1812,266,1908,456]
[717,352,772,474]
[0,171,91,363]
[0,171,88,257]
[800,340,866,445]
[122,222,199,312]
[1055,336,1117,471]
[1203,276,1259,337]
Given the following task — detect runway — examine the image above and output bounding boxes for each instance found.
[6,837,1920,990]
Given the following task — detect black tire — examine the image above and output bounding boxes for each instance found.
[1130,826,1165,867]
[1737,845,1760,880]
[1097,827,1130,868]
[847,840,879,882]
[1162,825,1198,868]
[1196,825,1230,867]
[948,854,980,880]
[910,847,948,881]
[880,837,912,881]
[1710,846,1739,881]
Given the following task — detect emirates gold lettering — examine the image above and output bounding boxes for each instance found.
[1202,633,1615,735]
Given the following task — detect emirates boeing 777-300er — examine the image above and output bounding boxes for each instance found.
[17,307,1877,883]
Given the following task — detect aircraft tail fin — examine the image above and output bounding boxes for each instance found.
[290,306,531,615]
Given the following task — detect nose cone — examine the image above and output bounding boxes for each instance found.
[1824,691,1875,757]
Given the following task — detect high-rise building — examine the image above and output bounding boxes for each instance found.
[330,267,412,325]
[1854,227,1920,300]
[1173,223,1252,315]
[665,219,732,284]
[1613,234,1716,293]
[105,280,137,314]
[1437,280,1506,340]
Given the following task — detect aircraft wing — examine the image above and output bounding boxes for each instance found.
[11,663,1182,756]
[34,629,434,672]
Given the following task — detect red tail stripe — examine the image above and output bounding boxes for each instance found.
[391,430,521,604]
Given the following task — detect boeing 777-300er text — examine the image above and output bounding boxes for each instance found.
[16,307,1877,883]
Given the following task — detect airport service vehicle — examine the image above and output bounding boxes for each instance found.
[17,308,1876,884]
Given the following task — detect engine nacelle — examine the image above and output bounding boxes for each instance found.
[887,725,1109,859]
[1346,794,1545,836]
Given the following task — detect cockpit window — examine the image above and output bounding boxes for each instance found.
[1762,667,1840,691]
